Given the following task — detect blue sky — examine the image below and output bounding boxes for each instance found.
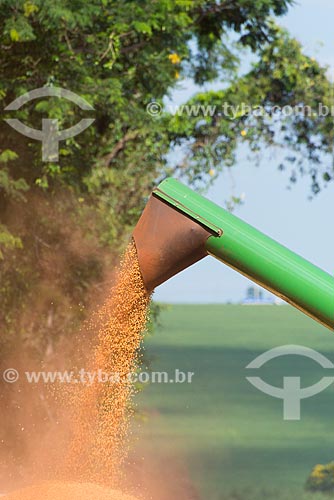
[154,0,334,304]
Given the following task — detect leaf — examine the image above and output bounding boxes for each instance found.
[0,150,18,163]
[132,21,152,35]
[0,224,23,258]
[6,16,36,42]
[23,1,39,17]
[10,28,20,42]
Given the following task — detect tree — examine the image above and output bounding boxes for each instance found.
[167,24,334,194]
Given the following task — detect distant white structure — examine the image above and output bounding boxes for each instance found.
[242,286,279,305]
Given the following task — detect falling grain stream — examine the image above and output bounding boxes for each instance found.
[3,242,150,499]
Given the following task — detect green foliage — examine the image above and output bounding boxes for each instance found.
[0,224,23,258]
[306,462,334,493]
[0,168,28,201]
[0,149,28,200]
[0,148,28,257]
[165,25,334,193]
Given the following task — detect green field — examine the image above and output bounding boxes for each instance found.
[137,304,334,500]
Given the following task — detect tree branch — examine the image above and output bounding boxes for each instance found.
[103,130,140,166]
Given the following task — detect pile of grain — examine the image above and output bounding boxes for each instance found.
[3,481,139,500]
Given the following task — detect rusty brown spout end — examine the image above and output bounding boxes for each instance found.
[133,194,212,293]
